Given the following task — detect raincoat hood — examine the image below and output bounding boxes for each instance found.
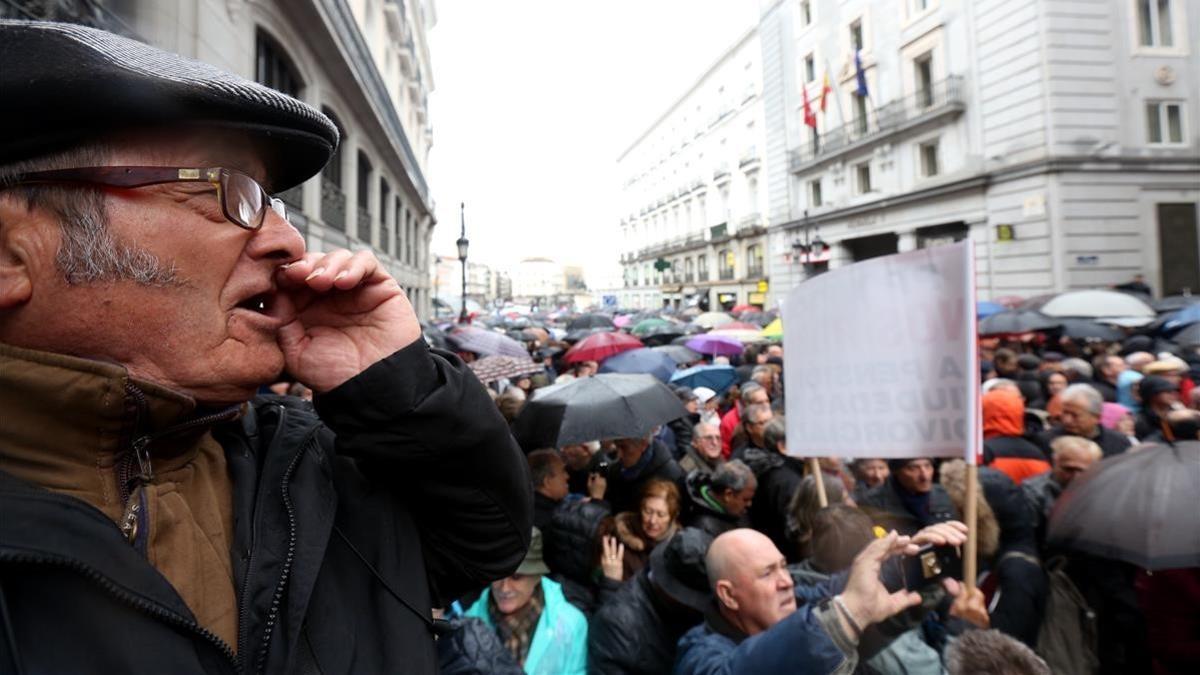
[982,389,1025,439]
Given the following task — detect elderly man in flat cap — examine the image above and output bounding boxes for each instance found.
[0,20,531,675]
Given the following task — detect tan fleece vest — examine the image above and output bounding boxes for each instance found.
[0,342,239,651]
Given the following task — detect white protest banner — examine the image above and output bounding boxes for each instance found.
[782,240,978,463]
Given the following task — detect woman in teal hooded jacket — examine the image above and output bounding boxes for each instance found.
[465,574,588,675]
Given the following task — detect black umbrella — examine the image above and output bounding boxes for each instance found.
[1056,319,1124,341]
[651,344,702,365]
[512,374,689,449]
[564,327,606,343]
[421,323,450,350]
[1153,294,1199,313]
[978,310,1059,336]
[1048,441,1200,570]
[1171,322,1200,348]
[568,314,615,331]
[640,330,687,347]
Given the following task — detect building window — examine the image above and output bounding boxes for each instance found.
[379,178,390,247]
[919,140,940,177]
[697,255,709,281]
[854,94,869,135]
[320,108,346,229]
[799,0,813,26]
[254,30,303,97]
[910,0,931,14]
[856,162,872,194]
[356,151,372,242]
[849,19,864,52]
[914,53,934,108]
[684,257,695,282]
[718,249,735,280]
[809,179,823,207]
[393,195,403,258]
[1136,0,1175,47]
[804,53,816,83]
[746,244,764,278]
[1147,101,1185,144]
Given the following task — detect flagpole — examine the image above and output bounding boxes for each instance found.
[825,59,849,132]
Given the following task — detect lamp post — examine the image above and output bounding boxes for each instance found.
[791,209,829,278]
[457,202,469,323]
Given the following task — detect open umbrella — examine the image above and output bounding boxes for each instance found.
[1153,294,1199,313]
[1048,441,1200,570]
[686,334,744,357]
[761,318,783,340]
[631,318,676,337]
[1029,290,1155,321]
[976,301,1005,319]
[598,348,677,382]
[692,312,736,329]
[613,315,633,328]
[563,327,607,343]
[709,328,766,343]
[421,322,451,350]
[739,311,772,327]
[512,374,689,448]
[447,325,528,358]
[978,310,1059,336]
[1170,322,1200,348]
[469,355,544,384]
[1056,319,1124,341]
[564,331,644,364]
[567,314,615,331]
[1162,304,1200,334]
[651,344,702,365]
[731,304,758,314]
[669,364,738,395]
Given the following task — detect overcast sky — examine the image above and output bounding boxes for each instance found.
[427,1,757,286]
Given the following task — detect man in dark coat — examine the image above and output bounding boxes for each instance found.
[588,529,713,675]
[0,21,531,675]
[1039,383,1131,458]
[527,449,569,531]
[858,459,959,536]
[602,435,685,515]
[683,461,756,539]
[742,418,807,558]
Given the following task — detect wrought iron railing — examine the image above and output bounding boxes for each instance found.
[321,178,346,230]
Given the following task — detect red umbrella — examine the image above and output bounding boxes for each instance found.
[719,321,763,331]
[564,331,643,364]
[731,304,758,314]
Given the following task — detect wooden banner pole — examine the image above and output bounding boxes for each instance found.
[809,457,828,508]
[963,462,978,591]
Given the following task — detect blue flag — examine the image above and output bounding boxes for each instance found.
[854,50,869,97]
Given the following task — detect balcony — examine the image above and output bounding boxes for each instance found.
[321,178,346,230]
[739,212,762,229]
[698,270,710,282]
[718,268,735,281]
[713,162,730,182]
[739,145,760,171]
[356,206,371,243]
[790,75,965,173]
[746,265,765,279]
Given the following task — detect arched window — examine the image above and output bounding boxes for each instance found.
[255,29,304,98]
[319,107,346,229]
[718,249,734,280]
[746,244,764,278]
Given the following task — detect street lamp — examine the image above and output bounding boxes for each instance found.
[457,202,469,323]
[791,209,829,276]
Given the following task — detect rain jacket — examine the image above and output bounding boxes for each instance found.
[541,499,619,615]
[464,576,588,675]
[0,341,532,675]
[436,616,524,675]
[982,389,1051,484]
[589,570,704,675]
[742,447,808,559]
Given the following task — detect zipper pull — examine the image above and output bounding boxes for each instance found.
[131,435,154,483]
[120,489,142,543]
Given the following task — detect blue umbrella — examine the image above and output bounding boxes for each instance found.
[976,301,1005,319]
[598,348,677,382]
[1163,304,1200,334]
[670,364,738,395]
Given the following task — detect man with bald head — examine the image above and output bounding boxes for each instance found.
[675,526,969,673]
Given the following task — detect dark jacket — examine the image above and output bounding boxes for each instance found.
[983,435,1051,485]
[741,447,806,559]
[1021,471,1063,553]
[534,491,561,532]
[436,616,524,675]
[587,570,701,675]
[667,413,699,460]
[857,476,959,536]
[1039,425,1131,459]
[977,467,1046,647]
[0,343,532,675]
[541,499,618,616]
[603,440,685,516]
[682,471,743,539]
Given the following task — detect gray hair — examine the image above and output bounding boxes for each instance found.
[762,416,786,450]
[751,365,773,379]
[1060,357,1094,380]
[982,378,1018,394]
[739,382,765,404]
[711,459,755,494]
[0,144,179,286]
[742,402,771,425]
[944,629,1050,675]
[693,421,718,438]
[1060,383,1103,416]
[1049,435,1102,462]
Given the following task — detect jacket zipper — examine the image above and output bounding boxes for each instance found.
[253,430,313,674]
[0,551,241,673]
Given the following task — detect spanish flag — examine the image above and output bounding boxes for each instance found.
[819,71,832,112]
[802,84,817,128]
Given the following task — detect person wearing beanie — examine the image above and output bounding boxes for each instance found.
[1014,354,1046,409]
[857,458,959,536]
[1134,376,1182,442]
[982,389,1051,484]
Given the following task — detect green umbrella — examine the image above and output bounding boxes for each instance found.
[631,317,674,337]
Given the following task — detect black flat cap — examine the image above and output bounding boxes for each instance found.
[0,20,338,191]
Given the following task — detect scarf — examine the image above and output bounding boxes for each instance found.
[489,582,544,666]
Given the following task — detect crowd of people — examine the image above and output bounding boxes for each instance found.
[428,303,1200,675]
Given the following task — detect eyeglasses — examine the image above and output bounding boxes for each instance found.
[696,435,721,442]
[3,166,285,230]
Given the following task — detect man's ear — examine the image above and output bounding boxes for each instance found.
[715,580,738,611]
[0,197,40,309]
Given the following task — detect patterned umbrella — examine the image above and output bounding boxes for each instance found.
[685,334,744,356]
[564,331,644,364]
[447,325,528,358]
[469,355,544,384]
